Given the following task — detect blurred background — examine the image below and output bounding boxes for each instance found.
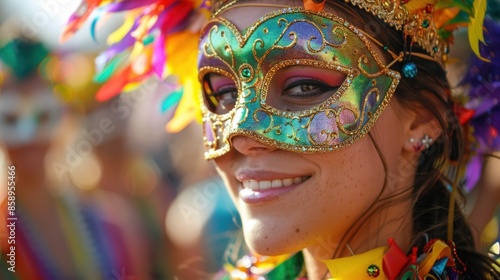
[0,0,498,279]
[0,0,240,279]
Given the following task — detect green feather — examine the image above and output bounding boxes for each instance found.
[143,34,155,46]
[93,53,128,83]
[161,87,183,113]
[435,0,473,15]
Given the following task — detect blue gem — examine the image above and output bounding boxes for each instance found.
[402,62,418,78]
[431,258,448,275]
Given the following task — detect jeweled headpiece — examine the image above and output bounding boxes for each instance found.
[212,0,489,65]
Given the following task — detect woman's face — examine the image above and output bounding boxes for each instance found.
[200,3,410,256]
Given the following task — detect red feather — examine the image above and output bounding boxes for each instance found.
[60,0,103,42]
[95,65,150,101]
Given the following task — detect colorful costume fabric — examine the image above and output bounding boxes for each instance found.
[0,195,132,280]
[217,239,464,280]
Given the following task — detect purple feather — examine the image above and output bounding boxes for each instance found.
[100,20,138,61]
[103,0,160,12]
[465,153,485,190]
[463,18,500,150]
[152,33,166,77]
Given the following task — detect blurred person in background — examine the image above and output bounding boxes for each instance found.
[70,94,176,279]
[0,35,167,279]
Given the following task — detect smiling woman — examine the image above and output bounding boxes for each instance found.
[62,0,500,279]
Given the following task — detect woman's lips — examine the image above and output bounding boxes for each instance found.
[237,176,310,203]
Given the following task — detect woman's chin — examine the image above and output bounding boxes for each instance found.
[243,231,304,256]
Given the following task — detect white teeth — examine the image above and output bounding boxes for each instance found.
[271,179,282,188]
[260,180,271,190]
[247,180,259,191]
[242,176,307,191]
[283,178,294,186]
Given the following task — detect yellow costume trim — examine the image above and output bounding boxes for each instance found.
[322,246,388,279]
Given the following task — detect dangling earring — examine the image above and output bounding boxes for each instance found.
[402,35,418,78]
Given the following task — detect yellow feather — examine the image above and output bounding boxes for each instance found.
[403,0,436,12]
[468,0,489,62]
[107,12,137,45]
[131,14,152,41]
[164,32,199,79]
[161,31,203,131]
[123,82,142,92]
[166,77,202,132]
[129,41,147,61]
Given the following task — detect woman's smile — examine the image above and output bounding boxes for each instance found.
[236,171,311,203]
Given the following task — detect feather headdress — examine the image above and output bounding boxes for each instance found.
[62,0,209,131]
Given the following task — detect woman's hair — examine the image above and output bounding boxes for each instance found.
[322,0,500,278]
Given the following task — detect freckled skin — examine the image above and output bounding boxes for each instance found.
[215,128,387,255]
[214,99,413,258]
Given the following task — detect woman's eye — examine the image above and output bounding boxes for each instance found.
[203,74,238,114]
[266,66,346,111]
[283,79,338,99]
[213,87,238,101]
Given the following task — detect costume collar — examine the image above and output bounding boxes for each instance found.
[220,238,459,279]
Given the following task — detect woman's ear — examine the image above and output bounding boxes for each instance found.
[403,101,442,153]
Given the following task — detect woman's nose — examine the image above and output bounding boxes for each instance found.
[230,135,277,155]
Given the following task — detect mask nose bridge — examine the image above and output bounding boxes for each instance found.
[224,77,265,145]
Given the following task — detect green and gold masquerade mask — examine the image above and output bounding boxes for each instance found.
[199,8,401,159]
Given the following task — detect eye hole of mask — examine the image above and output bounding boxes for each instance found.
[265,66,346,112]
[202,73,238,115]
